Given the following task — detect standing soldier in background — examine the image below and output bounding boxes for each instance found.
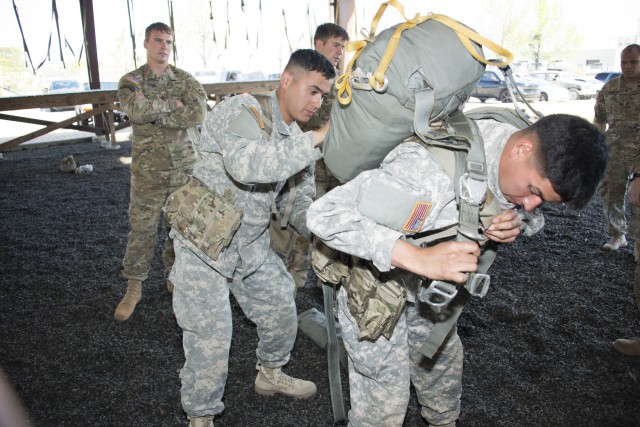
[114,22,208,321]
[594,44,640,254]
[271,22,349,289]
[600,44,640,355]
[303,22,349,198]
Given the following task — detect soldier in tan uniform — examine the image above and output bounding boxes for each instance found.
[595,44,640,253]
[114,22,207,321]
[603,44,640,355]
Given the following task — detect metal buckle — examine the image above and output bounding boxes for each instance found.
[458,172,487,207]
[419,280,458,308]
[368,74,389,93]
[466,273,490,298]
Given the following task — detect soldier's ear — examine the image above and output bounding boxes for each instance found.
[280,71,293,89]
[507,136,533,159]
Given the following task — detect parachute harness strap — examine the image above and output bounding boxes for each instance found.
[336,0,514,106]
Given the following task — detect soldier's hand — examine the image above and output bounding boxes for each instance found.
[391,240,479,283]
[484,209,522,243]
[630,178,640,206]
[312,119,330,148]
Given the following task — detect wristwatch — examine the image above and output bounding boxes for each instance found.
[629,172,640,182]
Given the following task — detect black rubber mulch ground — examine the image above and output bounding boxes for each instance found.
[1,140,639,427]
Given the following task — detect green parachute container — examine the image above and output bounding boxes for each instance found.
[323,4,512,183]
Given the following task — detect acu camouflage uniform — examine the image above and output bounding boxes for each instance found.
[118,63,207,282]
[307,121,545,427]
[169,92,321,418]
[594,77,640,245]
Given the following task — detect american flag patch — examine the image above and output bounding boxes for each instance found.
[124,75,140,85]
[402,201,432,232]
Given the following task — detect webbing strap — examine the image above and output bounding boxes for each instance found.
[12,0,35,74]
[254,94,284,222]
[323,283,346,422]
[336,0,513,105]
[417,244,498,358]
[412,112,493,357]
[413,89,435,140]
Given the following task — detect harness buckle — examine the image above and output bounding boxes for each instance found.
[465,273,490,298]
[419,280,458,308]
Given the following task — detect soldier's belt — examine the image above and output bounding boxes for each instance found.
[163,178,242,261]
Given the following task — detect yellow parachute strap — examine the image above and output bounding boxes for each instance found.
[336,0,513,106]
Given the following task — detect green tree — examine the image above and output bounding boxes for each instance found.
[479,0,530,61]
[0,47,39,96]
[524,0,582,70]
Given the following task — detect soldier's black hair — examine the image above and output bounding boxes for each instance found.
[145,22,174,41]
[284,49,336,81]
[314,23,349,43]
[529,114,608,210]
[622,44,640,55]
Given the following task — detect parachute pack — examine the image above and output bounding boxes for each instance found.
[323,0,514,183]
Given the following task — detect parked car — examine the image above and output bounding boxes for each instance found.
[594,71,621,83]
[530,70,596,100]
[574,77,604,96]
[43,79,81,111]
[513,72,571,102]
[75,81,127,126]
[471,70,540,103]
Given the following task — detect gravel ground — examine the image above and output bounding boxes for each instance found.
[1,137,639,427]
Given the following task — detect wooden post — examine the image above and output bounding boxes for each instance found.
[79,0,105,130]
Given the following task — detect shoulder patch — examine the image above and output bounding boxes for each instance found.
[357,177,432,233]
[402,201,432,232]
[226,105,263,140]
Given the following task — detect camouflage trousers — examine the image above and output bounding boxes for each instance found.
[599,146,640,241]
[171,240,298,417]
[122,166,191,281]
[337,287,462,427]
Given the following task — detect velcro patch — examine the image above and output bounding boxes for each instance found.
[227,106,262,140]
[402,201,432,232]
[357,177,432,234]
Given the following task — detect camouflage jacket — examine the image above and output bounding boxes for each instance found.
[307,120,544,296]
[118,64,207,171]
[171,91,321,277]
[594,77,640,148]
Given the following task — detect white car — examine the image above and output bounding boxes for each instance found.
[575,77,604,95]
[513,73,571,102]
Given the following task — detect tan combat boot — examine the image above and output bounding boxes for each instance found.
[167,279,174,294]
[602,235,627,251]
[613,338,640,356]
[254,363,317,399]
[187,415,214,427]
[114,279,142,321]
[635,264,640,311]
